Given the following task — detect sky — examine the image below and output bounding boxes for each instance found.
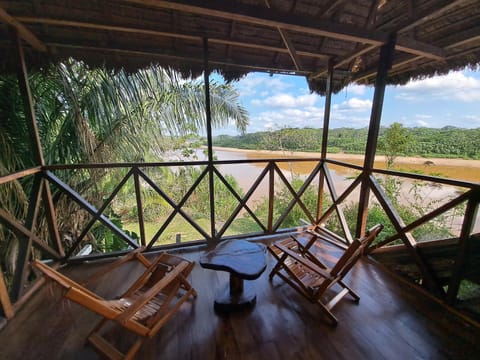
[211,68,480,136]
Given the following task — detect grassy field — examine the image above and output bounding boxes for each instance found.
[124,216,261,246]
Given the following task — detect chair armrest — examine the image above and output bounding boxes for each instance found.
[275,244,333,280]
[65,287,120,320]
[33,260,102,300]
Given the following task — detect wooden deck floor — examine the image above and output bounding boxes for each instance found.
[1,239,480,359]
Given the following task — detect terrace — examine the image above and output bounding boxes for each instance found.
[1,0,480,358]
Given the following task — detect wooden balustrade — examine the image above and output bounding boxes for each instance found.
[1,157,479,317]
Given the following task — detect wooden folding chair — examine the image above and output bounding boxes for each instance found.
[268,224,383,325]
[32,247,197,360]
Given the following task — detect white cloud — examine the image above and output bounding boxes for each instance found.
[416,120,429,127]
[235,73,292,97]
[465,115,480,120]
[342,84,368,96]
[411,114,432,127]
[415,114,432,119]
[258,93,318,108]
[394,71,480,103]
[463,114,480,126]
[247,106,325,132]
[333,98,372,112]
[331,113,370,128]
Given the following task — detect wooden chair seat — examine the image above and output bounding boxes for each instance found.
[106,291,167,322]
[269,224,383,325]
[32,247,197,360]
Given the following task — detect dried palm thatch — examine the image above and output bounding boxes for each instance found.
[0,0,479,94]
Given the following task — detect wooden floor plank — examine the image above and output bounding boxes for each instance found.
[1,242,479,359]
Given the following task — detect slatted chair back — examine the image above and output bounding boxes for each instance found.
[331,224,384,278]
[268,224,383,325]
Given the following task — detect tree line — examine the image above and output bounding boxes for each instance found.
[214,125,480,159]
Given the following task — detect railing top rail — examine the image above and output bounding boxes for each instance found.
[371,167,480,189]
[2,157,478,190]
[325,158,479,189]
[41,157,324,171]
[0,166,42,185]
[325,158,364,171]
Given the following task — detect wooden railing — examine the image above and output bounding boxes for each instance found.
[1,157,479,318]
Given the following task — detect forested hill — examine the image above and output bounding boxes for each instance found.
[214,126,480,159]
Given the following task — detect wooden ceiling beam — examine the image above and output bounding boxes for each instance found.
[47,42,310,76]
[310,0,381,80]
[127,0,444,59]
[446,45,480,60]
[17,17,329,62]
[443,27,480,50]
[395,35,445,59]
[311,0,464,80]
[264,0,302,71]
[396,0,470,34]
[355,29,480,83]
[318,0,347,17]
[353,55,422,83]
[309,44,376,80]
[278,29,302,70]
[0,7,47,51]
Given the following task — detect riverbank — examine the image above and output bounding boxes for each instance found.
[211,146,480,183]
[212,146,480,167]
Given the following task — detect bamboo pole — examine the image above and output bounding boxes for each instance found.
[203,37,216,246]
[318,59,334,221]
[355,33,396,239]
[14,30,64,260]
[446,190,480,304]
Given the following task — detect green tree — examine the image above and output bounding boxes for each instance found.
[378,122,410,168]
[1,60,249,265]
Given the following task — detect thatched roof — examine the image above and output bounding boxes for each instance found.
[1,0,479,93]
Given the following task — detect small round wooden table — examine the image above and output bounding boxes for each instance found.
[200,240,267,313]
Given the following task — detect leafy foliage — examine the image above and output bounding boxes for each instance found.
[214,126,480,159]
[1,61,249,260]
[378,122,410,168]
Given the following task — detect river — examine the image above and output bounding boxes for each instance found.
[193,147,480,232]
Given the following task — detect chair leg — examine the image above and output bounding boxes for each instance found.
[88,331,146,360]
[268,252,289,279]
[87,317,108,341]
[316,301,338,326]
[338,280,360,302]
[269,263,282,279]
[124,338,145,360]
[88,332,125,360]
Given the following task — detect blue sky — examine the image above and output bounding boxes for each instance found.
[212,68,480,136]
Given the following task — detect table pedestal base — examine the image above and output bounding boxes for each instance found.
[214,275,256,313]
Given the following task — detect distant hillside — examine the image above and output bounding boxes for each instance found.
[214,127,480,159]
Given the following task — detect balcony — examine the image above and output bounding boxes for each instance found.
[1,1,480,357]
[1,237,479,359]
[2,154,479,320]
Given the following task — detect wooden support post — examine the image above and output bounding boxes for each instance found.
[14,30,64,258]
[203,37,216,246]
[0,265,14,319]
[12,174,46,301]
[321,59,333,160]
[10,174,42,301]
[268,162,275,233]
[356,33,396,239]
[14,31,44,166]
[42,180,64,258]
[318,59,333,221]
[133,168,146,246]
[446,190,480,304]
